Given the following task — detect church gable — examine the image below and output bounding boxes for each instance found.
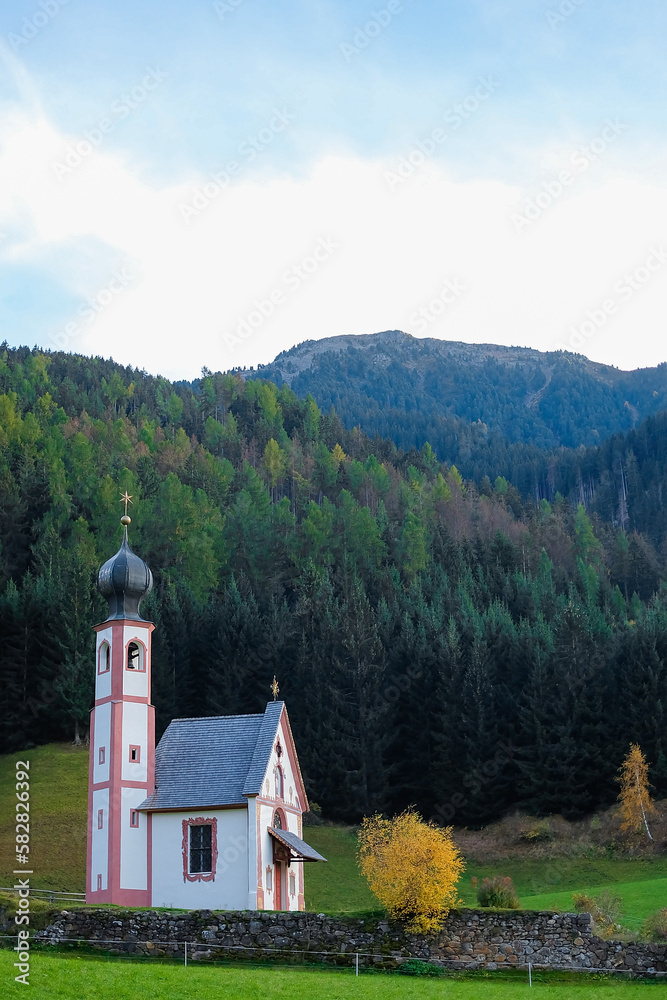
[255,705,308,813]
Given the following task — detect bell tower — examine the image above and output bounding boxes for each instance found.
[86,495,155,905]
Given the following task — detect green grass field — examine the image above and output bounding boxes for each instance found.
[0,952,658,999]
[2,744,667,935]
[0,744,88,892]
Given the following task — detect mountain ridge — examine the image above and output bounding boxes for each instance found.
[244,330,667,458]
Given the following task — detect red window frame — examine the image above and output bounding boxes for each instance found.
[181,817,218,883]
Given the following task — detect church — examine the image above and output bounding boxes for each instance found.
[86,505,325,910]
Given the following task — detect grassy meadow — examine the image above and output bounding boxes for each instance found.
[0,951,659,999]
[1,743,667,935]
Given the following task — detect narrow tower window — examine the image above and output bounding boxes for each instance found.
[99,641,110,673]
[127,641,143,670]
[130,810,139,828]
[129,745,141,763]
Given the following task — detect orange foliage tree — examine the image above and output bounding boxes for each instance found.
[357,809,464,933]
[617,743,656,841]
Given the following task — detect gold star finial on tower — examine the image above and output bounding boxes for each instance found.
[119,491,133,526]
[270,676,280,701]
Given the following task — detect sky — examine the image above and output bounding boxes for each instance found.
[1,0,667,380]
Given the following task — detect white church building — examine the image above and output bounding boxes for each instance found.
[86,512,325,910]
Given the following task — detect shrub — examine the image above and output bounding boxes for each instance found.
[399,959,444,976]
[358,809,464,934]
[641,908,667,942]
[475,875,520,909]
[572,890,623,937]
[519,820,554,843]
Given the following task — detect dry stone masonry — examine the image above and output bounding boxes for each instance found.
[26,907,667,976]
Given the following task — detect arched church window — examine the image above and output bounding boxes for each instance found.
[275,766,284,799]
[273,811,283,830]
[99,641,110,673]
[127,641,143,670]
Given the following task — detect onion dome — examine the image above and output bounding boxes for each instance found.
[98,515,153,622]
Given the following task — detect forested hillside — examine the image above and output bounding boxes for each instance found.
[2,342,667,828]
[246,331,667,548]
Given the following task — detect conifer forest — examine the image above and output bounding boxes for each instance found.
[2,342,667,828]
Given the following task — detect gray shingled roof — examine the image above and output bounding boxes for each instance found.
[138,701,284,811]
[268,827,327,862]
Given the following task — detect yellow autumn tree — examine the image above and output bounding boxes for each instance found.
[617,743,656,841]
[358,810,464,933]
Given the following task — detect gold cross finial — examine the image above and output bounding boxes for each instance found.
[120,491,133,516]
[270,676,280,701]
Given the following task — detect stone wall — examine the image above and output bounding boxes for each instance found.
[30,907,667,976]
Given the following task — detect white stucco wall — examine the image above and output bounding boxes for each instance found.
[91,787,109,891]
[150,808,249,909]
[120,787,149,890]
[121,702,148,782]
[92,701,111,785]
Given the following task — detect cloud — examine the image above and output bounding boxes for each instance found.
[1,50,667,379]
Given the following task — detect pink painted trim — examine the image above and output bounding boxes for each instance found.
[89,887,150,907]
[146,704,155,797]
[108,700,123,897]
[147,811,153,903]
[279,708,309,813]
[91,779,150,791]
[273,807,287,830]
[93,620,156,633]
[256,796,301,816]
[85,708,95,901]
[256,801,262,893]
[181,817,218,883]
[94,694,151,707]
